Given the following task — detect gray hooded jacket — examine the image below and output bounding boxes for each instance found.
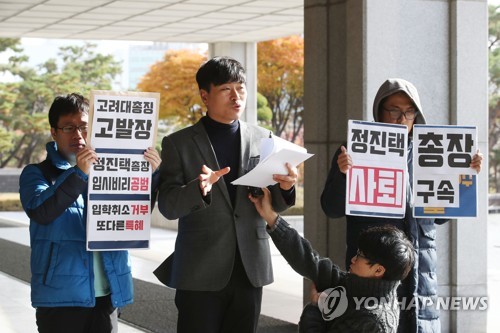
[372,78,427,126]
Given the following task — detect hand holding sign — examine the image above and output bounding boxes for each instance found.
[337,146,353,175]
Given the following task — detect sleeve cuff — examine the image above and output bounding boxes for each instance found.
[266,215,280,233]
[280,186,296,205]
[267,215,291,234]
[73,166,88,181]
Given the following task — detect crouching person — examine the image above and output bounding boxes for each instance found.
[249,188,414,333]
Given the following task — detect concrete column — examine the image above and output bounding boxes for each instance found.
[303,0,488,331]
[209,42,258,125]
[449,1,489,332]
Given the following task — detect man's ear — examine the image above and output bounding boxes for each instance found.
[200,89,208,105]
[374,264,386,278]
[50,127,57,140]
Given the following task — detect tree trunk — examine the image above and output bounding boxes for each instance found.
[18,135,40,167]
[0,134,26,168]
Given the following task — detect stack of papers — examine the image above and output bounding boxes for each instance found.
[232,135,314,188]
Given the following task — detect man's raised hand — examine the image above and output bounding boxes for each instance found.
[199,165,230,196]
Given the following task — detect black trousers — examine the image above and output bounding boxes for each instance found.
[175,250,263,333]
[36,295,116,333]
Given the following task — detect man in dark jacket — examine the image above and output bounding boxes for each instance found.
[249,187,415,333]
[320,78,483,332]
[19,93,161,333]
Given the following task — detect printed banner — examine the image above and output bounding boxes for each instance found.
[86,91,160,250]
[412,125,478,218]
[345,120,408,219]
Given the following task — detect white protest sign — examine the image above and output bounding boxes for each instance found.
[86,91,159,250]
[412,125,478,218]
[345,120,408,219]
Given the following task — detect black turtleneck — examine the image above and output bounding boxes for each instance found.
[201,115,241,206]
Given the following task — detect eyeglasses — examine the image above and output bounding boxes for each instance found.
[383,108,418,120]
[56,125,88,134]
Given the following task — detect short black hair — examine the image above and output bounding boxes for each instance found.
[358,225,415,281]
[195,56,246,92]
[48,93,89,128]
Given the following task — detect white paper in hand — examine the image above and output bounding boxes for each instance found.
[232,135,313,188]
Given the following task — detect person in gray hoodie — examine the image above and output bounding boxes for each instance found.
[320,78,483,333]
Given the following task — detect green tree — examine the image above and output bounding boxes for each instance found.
[0,38,22,53]
[489,4,500,192]
[0,39,20,161]
[0,39,122,167]
[257,92,272,130]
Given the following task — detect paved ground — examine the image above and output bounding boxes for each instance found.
[1,211,499,332]
[487,212,500,332]
[0,211,303,333]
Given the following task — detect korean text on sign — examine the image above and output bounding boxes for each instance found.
[86,91,160,251]
[412,125,477,218]
[345,120,408,219]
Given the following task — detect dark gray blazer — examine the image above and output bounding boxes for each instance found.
[157,119,294,291]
